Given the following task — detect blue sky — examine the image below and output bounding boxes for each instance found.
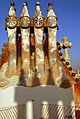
[0,0,80,70]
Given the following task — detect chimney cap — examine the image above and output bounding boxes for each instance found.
[10,1,15,6]
[48,2,53,6]
[36,2,40,6]
[23,2,28,6]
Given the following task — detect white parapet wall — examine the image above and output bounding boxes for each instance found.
[0,85,74,119]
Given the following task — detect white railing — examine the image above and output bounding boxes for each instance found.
[0,104,25,119]
[0,103,79,119]
[41,104,78,119]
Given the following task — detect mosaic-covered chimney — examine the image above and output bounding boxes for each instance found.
[47,2,59,84]
[6,2,17,76]
[5,2,58,85]
[20,2,31,81]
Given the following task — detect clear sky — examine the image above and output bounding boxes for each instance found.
[0,0,80,70]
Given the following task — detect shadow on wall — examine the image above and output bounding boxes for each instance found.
[19,69,26,86]
[14,86,73,119]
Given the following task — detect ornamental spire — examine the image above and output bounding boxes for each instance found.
[47,2,56,17]
[36,2,40,11]
[20,2,29,17]
[62,37,72,63]
[34,2,42,16]
[8,1,16,17]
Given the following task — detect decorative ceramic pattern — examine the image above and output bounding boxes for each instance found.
[34,3,45,80]
[0,62,20,88]
[21,29,30,51]
[21,28,34,86]
[7,27,17,73]
[48,16,57,28]
[55,66,63,86]
[54,60,75,88]
[9,6,16,17]
[21,28,30,70]
[48,28,57,67]
[6,17,17,28]
[6,3,17,74]
[47,4,62,86]
[34,28,44,79]
[20,2,30,28]
[0,63,8,79]
[20,2,31,75]
[20,3,29,17]
[7,28,16,44]
[20,17,30,28]
[47,9,56,17]
[48,27,64,87]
